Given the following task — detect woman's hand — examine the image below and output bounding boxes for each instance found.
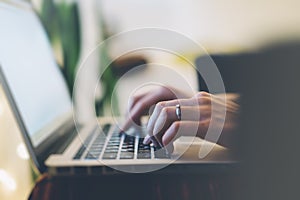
[121,85,240,153]
[143,92,240,152]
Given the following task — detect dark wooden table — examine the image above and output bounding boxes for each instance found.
[29,171,238,200]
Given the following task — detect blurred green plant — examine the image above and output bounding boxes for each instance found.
[37,0,118,115]
[39,0,80,92]
[96,25,119,116]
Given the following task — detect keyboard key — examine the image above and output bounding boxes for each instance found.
[90,149,103,154]
[123,135,136,143]
[109,138,120,142]
[105,146,119,150]
[102,152,117,159]
[139,145,150,150]
[85,152,99,160]
[123,144,134,149]
[91,144,104,149]
[120,152,134,159]
[137,141,151,159]
[154,149,170,159]
[73,128,96,160]
[104,146,119,152]
[137,152,151,159]
[104,149,119,153]
[121,148,134,152]
[106,143,119,147]
[138,137,145,143]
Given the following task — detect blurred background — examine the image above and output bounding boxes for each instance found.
[1,0,300,199]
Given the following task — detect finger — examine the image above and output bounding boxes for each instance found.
[146,101,165,136]
[152,107,176,136]
[122,90,169,131]
[150,106,212,148]
[152,106,211,135]
[128,93,145,111]
[121,93,158,131]
[120,116,137,133]
[148,104,211,137]
[120,108,143,132]
[147,98,199,136]
[143,134,151,144]
[160,98,202,107]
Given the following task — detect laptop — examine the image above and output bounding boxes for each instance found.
[0,1,234,175]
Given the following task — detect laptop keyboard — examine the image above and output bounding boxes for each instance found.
[73,124,170,160]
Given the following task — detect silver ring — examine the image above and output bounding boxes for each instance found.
[175,104,181,120]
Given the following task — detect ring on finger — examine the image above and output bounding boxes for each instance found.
[175,104,181,120]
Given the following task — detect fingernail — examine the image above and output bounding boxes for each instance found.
[143,135,151,144]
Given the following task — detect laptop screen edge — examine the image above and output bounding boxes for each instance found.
[0,64,74,173]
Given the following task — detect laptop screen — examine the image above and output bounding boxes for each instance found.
[0,3,72,146]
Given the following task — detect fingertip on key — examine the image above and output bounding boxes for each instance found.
[143,135,151,144]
